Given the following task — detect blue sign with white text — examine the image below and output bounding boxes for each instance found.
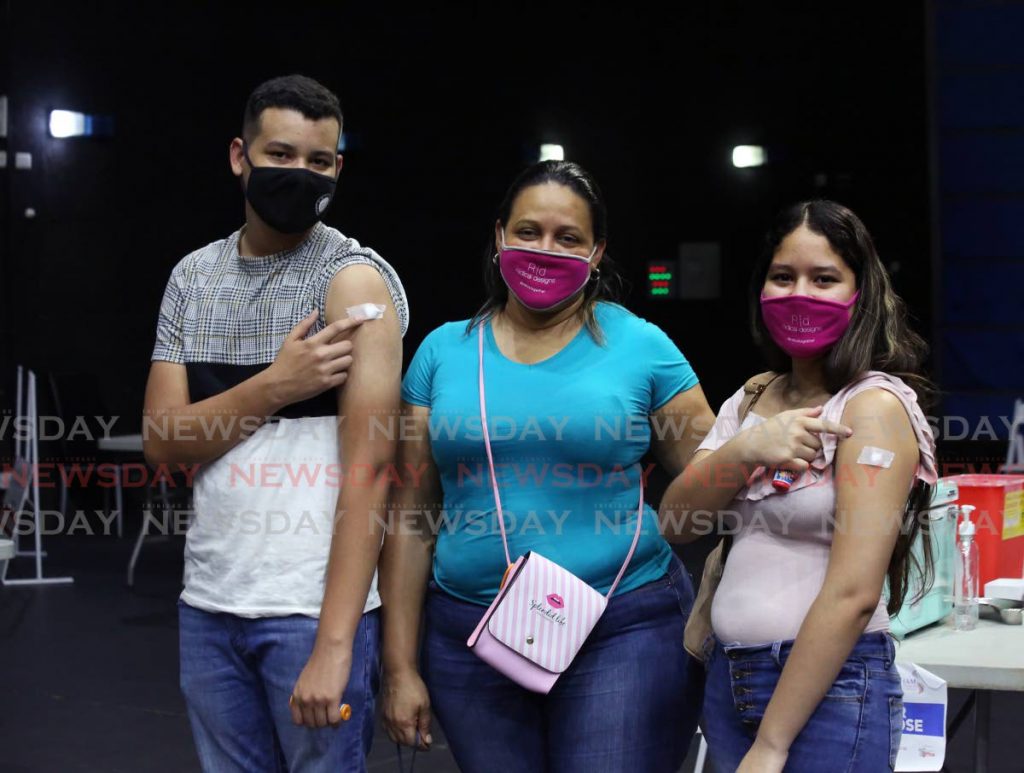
[903,702,945,736]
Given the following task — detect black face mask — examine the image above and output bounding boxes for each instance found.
[242,143,337,234]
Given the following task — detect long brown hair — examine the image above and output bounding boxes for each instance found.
[749,200,935,614]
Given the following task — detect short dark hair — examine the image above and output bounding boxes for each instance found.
[242,75,343,143]
[468,160,623,342]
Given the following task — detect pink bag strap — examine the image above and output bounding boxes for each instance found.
[477,323,644,599]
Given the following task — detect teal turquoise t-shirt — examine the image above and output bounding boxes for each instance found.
[401,302,699,606]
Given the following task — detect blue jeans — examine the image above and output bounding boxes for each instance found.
[702,632,904,772]
[421,556,703,773]
[178,601,380,773]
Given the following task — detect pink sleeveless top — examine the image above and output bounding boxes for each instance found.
[697,371,938,645]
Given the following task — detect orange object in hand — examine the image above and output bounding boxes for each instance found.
[289,695,352,722]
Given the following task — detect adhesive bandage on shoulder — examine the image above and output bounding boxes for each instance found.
[346,303,386,322]
[856,445,896,469]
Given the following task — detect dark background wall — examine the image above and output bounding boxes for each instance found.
[934,0,1024,440]
[2,1,936,434]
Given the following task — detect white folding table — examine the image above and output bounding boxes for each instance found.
[895,619,1024,772]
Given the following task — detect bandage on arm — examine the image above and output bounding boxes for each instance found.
[856,445,895,469]
[346,303,386,322]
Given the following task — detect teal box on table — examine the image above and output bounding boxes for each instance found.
[889,478,958,640]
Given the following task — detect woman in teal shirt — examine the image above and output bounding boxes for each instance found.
[379,161,713,772]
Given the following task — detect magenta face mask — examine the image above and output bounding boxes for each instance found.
[498,232,597,311]
[760,292,859,358]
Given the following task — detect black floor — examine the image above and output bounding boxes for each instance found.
[0,531,1019,772]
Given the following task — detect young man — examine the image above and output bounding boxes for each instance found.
[144,74,407,772]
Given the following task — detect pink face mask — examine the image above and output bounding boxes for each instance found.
[498,232,597,311]
[759,292,859,358]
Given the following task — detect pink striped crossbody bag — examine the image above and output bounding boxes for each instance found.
[465,325,645,694]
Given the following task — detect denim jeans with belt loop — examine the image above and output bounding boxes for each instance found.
[702,631,904,772]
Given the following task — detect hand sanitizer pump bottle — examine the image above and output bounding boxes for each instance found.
[953,504,979,632]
